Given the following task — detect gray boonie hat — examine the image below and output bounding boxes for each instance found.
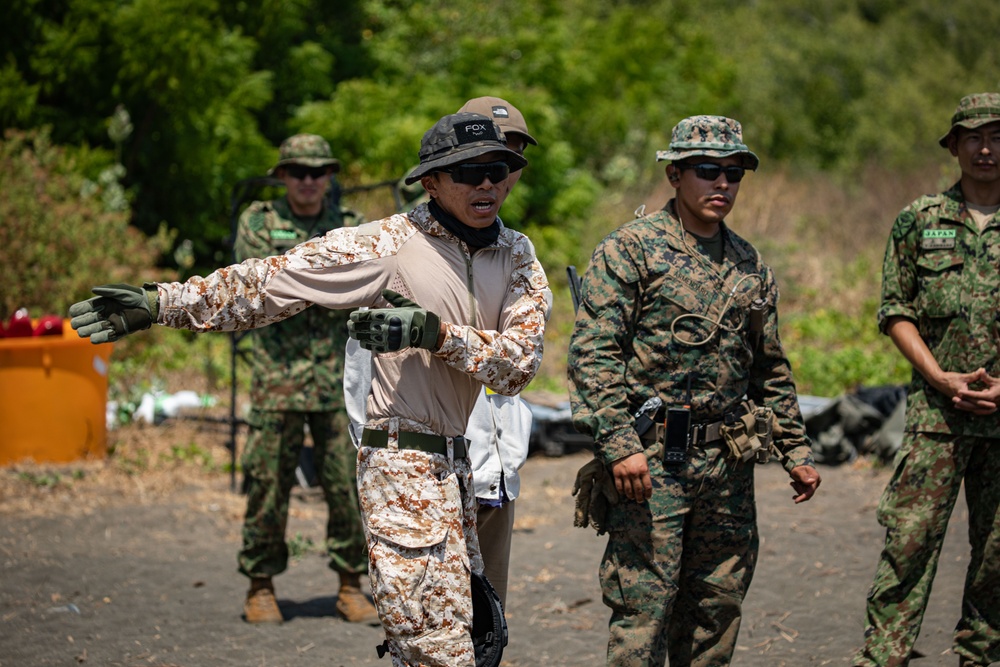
[938,92,1000,147]
[405,112,528,185]
[268,133,341,175]
[458,96,538,146]
[656,115,760,170]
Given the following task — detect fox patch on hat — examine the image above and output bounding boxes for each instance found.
[405,112,528,185]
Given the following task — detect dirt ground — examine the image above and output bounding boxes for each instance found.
[0,417,973,667]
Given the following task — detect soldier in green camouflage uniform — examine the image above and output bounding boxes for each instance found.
[234,134,377,625]
[569,116,821,667]
[853,94,1000,667]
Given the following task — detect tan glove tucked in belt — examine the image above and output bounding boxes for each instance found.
[572,456,619,535]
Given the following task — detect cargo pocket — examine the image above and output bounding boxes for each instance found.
[362,467,455,639]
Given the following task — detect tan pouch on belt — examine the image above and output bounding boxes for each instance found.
[720,402,773,463]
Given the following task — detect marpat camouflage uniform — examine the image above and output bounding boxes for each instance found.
[569,204,812,667]
[233,196,369,580]
[855,183,1000,667]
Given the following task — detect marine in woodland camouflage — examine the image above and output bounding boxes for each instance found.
[569,207,812,471]
[569,198,812,665]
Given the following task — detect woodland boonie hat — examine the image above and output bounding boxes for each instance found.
[268,134,341,175]
[656,115,759,170]
[938,92,1000,147]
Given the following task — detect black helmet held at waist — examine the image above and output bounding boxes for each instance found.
[471,571,508,667]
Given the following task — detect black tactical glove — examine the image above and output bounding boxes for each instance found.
[69,283,158,344]
[348,289,441,353]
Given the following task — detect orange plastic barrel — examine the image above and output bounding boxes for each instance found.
[0,324,113,465]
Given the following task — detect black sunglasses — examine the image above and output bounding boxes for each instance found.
[441,161,510,185]
[284,165,330,180]
[678,162,747,183]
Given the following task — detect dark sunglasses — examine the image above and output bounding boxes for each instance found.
[441,161,510,185]
[678,162,746,183]
[284,165,330,180]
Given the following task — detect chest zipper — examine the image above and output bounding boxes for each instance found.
[464,246,478,328]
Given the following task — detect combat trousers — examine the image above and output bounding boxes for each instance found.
[358,419,484,667]
[602,442,758,667]
[855,432,1000,667]
[238,408,368,578]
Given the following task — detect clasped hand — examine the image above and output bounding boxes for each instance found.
[943,367,1000,415]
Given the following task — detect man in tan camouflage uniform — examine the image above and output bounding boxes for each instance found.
[345,96,538,609]
[68,112,550,667]
[853,93,1000,667]
[233,134,376,625]
[569,115,821,667]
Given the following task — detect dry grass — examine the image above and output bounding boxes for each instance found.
[0,416,244,519]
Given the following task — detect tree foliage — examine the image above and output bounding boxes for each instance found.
[0,128,174,320]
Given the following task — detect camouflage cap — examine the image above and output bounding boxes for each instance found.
[458,96,538,146]
[268,133,341,175]
[938,92,1000,147]
[656,115,760,170]
[404,112,528,185]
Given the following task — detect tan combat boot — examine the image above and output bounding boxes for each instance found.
[244,577,283,624]
[336,573,380,624]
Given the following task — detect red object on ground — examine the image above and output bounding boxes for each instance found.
[6,309,34,338]
[33,315,64,337]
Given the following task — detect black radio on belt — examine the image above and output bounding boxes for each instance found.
[663,374,692,466]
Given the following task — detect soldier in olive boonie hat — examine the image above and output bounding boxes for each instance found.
[656,115,760,171]
[937,92,1000,147]
[405,112,528,185]
[458,96,538,146]
[267,133,341,176]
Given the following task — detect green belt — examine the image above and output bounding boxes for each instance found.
[361,428,467,458]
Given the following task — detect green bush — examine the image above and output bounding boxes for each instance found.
[0,127,174,321]
[783,306,910,396]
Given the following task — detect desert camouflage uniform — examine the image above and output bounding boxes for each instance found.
[855,183,1000,667]
[155,202,550,666]
[232,196,368,580]
[569,204,812,667]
